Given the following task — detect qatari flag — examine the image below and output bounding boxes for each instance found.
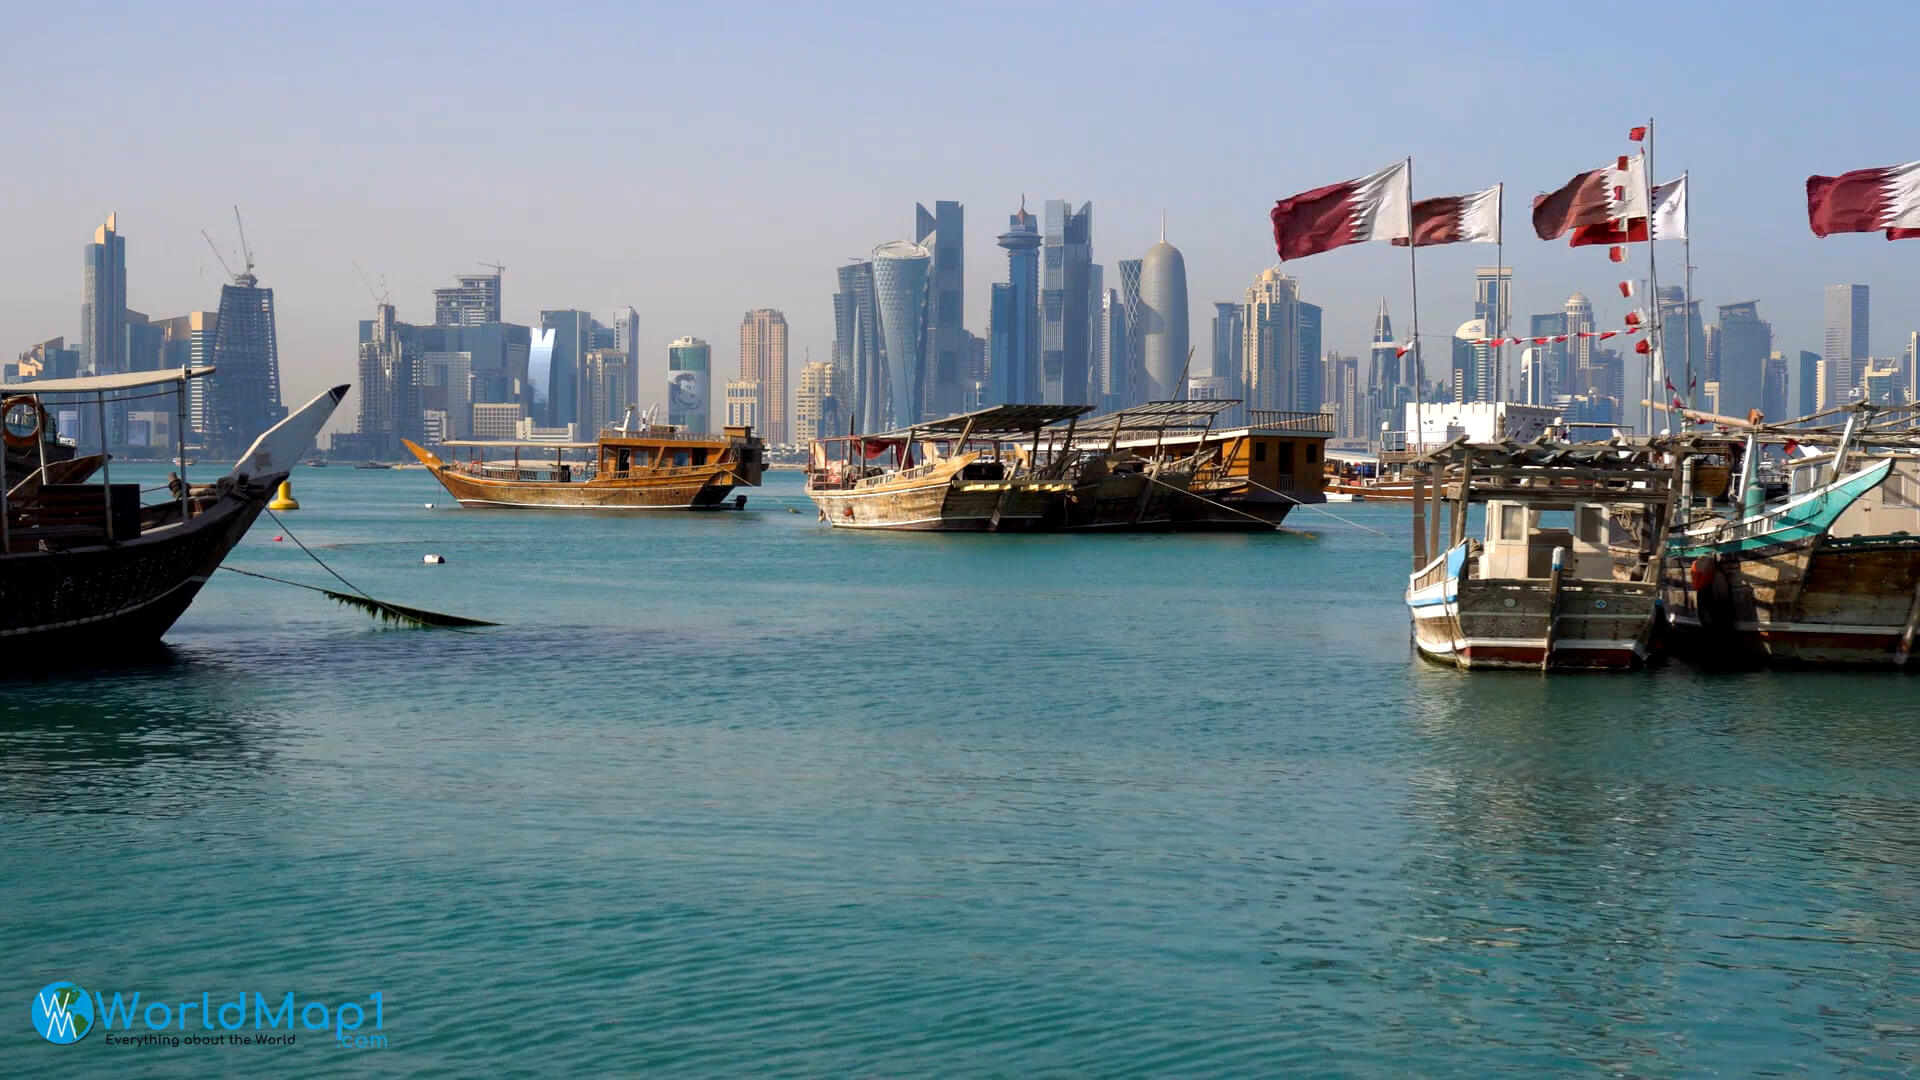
[1531,167,1614,241]
[1270,160,1410,260]
[1807,161,1920,238]
[1394,183,1501,247]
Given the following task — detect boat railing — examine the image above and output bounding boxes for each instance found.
[595,426,746,444]
[1249,409,1337,434]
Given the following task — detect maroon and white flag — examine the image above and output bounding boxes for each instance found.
[1531,166,1614,241]
[1807,161,1920,238]
[1270,160,1411,260]
[1396,183,1501,247]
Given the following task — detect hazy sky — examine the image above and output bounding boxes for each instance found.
[6,0,1917,431]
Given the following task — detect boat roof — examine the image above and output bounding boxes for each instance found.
[440,440,598,449]
[868,403,1096,440]
[1065,399,1240,438]
[1,366,215,396]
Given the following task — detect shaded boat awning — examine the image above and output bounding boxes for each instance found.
[1059,399,1242,439]
[440,440,598,449]
[1,366,215,396]
[867,403,1096,441]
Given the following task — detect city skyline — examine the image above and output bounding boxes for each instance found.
[7,4,1920,434]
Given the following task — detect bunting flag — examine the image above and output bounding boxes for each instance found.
[1269,160,1411,260]
[1624,310,1642,327]
[1608,245,1627,262]
[1629,126,1648,142]
[1806,161,1920,238]
[1618,281,1635,298]
[1571,175,1687,246]
[1393,183,1502,246]
[1635,338,1653,355]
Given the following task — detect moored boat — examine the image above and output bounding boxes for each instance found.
[0,367,346,653]
[405,416,765,511]
[1404,439,1674,671]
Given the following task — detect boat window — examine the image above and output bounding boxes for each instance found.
[1577,505,1604,542]
[1279,443,1294,471]
[616,449,631,472]
[1254,441,1268,462]
[672,450,690,467]
[1500,504,1525,540]
[691,449,708,466]
[1307,444,1319,464]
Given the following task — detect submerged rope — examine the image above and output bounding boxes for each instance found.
[258,507,490,631]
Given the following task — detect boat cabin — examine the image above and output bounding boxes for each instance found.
[1479,500,1618,581]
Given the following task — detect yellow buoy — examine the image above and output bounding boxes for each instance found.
[268,479,301,511]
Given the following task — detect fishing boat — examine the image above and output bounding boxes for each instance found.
[354,460,393,470]
[0,367,346,653]
[1658,404,1914,665]
[806,405,1092,531]
[405,412,765,510]
[1404,439,1675,671]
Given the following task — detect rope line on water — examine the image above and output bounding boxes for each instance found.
[260,507,484,633]
[1231,476,1391,537]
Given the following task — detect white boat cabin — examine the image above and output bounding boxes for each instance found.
[1477,499,1616,582]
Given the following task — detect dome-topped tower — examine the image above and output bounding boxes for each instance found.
[1138,226,1189,401]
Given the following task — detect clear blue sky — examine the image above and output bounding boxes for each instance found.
[6,0,1917,426]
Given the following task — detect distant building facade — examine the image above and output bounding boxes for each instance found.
[725,378,761,430]
[990,201,1042,407]
[915,201,965,418]
[1137,234,1188,402]
[434,273,502,326]
[1041,200,1092,405]
[871,241,931,429]
[668,336,711,433]
[739,308,789,444]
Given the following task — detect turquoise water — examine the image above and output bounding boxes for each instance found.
[5,466,1918,1076]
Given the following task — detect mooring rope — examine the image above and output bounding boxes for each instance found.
[259,507,483,633]
[1229,476,1392,537]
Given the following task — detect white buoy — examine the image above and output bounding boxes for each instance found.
[424,503,436,509]
[423,554,446,564]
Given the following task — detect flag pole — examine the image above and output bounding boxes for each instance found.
[1495,182,1506,402]
[1641,116,1666,435]
[1405,156,1425,451]
[1682,169,1695,417]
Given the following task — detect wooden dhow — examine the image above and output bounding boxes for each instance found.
[1405,438,1675,671]
[405,416,765,511]
[0,369,346,653]
[806,405,1092,531]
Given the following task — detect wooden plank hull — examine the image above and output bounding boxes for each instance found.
[421,461,739,510]
[809,473,1057,531]
[1665,535,1920,665]
[1408,548,1656,671]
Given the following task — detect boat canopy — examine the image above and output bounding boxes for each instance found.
[1063,399,1240,440]
[439,440,598,449]
[1,366,215,396]
[860,403,1096,441]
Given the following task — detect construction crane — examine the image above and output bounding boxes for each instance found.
[479,260,506,276]
[232,206,257,285]
[352,261,389,308]
[201,230,237,281]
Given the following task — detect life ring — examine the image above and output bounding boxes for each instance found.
[2,396,47,448]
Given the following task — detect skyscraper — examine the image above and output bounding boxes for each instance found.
[612,307,640,372]
[1117,258,1144,404]
[1799,349,1820,416]
[81,213,127,377]
[1087,263,1105,406]
[1041,200,1092,405]
[1452,319,1492,403]
[1298,302,1323,414]
[1099,288,1127,410]
[796,358,846,444]
[153,312,217,441]
[1212,302,1244,387]
[991,201,1042,407]
[915,201,965,418]
[1824,285,1869,390]
[1657,285,1705,404]
[433,273,502,326]
[1528,312,1568,402]
[1474,267,1512,399]
[356,302,420,455]
[871,241,931,429]
[582,347,632,431]
[1764,352,1791,421]
[1369,300,1402,437]
[739,308,790,444]
[832,260,882,430]
[1137,230,1189,402]
[537,310,591,428]
[1241,268,1299,417]
[1564,292,1594,391]
[205,268,286,456]
[667,336,711,433]
[1716,301,1772,419]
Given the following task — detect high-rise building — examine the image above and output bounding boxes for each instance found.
[1528,312,1568,402]
[81,213,127,377]
[871,242,931,429]
[582,347,632,431]
[832,260,882,430]
[667,336,711,433]
[1087,264,1105,407]
[536,310,591,428]
[1716,301,1772,419]
[1212,302,1243,386]
[1369,300,1403,438]
[1298,302,1324,414]
[205,270,286,457]
[914,201,965,418]
[612,307,640,373]
[1519,347,1548,405]
[1117,258,1144,403]
[1799,349,1820,416]
[1564,293,1594,391]
[1098,288,1128,410]
[739,308,790,444]
[990,201,1042,408]
[433,273,502,326]
[1705,325,1722,384]
[963,332,987,408]
[1474,267,1512,399]
[1242,268,1299,419]
[724,378,761,430]
[1908,333,1919,403]
[1824,285,1869,392]
[1656,286,1706,405]
[420,352,474,442]
[152,313,217,441]
[1452,319,1492,403]
[1334,355,1362,437]
[1137,231,1189,403]
[355,302,420,456]
[1041,200,1092,405]
[796,358,846,444]
[1763,351,1790,421]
